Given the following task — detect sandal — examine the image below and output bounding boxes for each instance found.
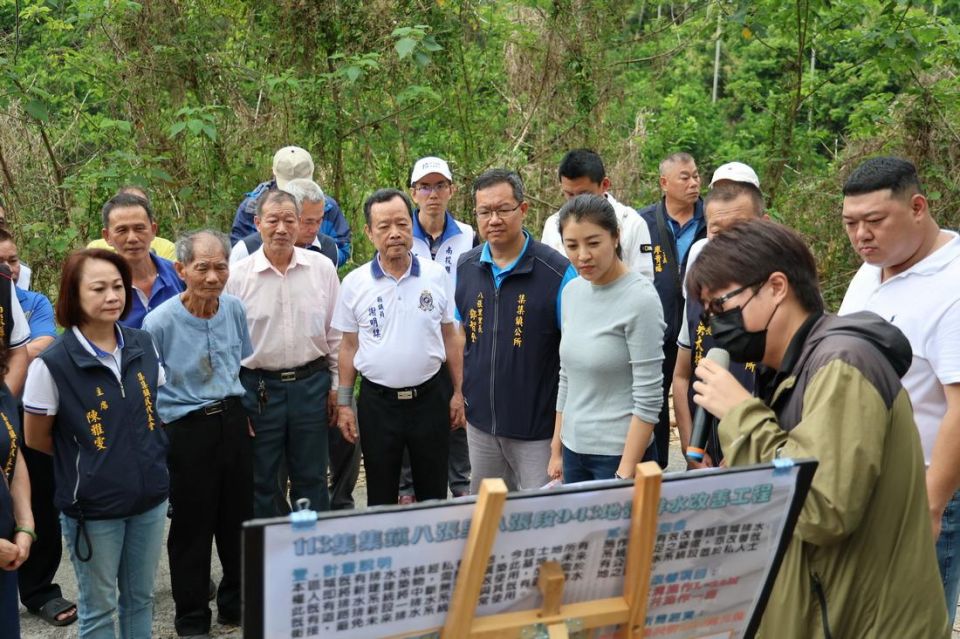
[32,596,78,627]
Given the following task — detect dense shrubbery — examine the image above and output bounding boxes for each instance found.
[1,0,959,308]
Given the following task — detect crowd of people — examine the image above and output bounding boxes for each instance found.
[0,146,956,639]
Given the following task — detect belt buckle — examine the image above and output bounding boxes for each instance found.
[397,390,414,400]
[203,402,224,416]
[280,371,297,383]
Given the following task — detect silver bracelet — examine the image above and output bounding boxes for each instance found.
[336,386,354,407]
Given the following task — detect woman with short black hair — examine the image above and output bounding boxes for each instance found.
[24,249,168,639]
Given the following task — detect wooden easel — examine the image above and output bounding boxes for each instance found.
[440,462,663,639]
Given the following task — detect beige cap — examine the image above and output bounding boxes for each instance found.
[272,146,314,189]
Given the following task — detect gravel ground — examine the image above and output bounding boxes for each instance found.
[18,428,960,637]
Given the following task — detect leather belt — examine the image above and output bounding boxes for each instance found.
[186,396,241,419]
[361,371,440,401]
[244,357,328,383]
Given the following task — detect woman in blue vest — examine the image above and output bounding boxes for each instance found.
[0,340,35,638]
[548,194,666,482]
[24,249,168,639]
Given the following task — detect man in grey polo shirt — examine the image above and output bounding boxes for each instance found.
[143,230,253,636]
[333,188,465,506]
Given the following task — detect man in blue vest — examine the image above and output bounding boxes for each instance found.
[673,163,766,469]
[398,156,476,501]
[231,146,352,266]
[455,169,576,492]
[637,152,706,467]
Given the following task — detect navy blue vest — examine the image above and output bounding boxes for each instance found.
[40,327,169,520]
[684,294,758,461]
[637,198,706,344]
[0,385,19,538]
[455,240,570,440]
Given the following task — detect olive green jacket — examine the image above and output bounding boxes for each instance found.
[719,312,949,639]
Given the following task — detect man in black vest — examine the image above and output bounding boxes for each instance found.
[637,152,706,467]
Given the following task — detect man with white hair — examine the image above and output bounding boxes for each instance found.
[230,179,338,267]
[143,229,253,636]
[231,146,352,265]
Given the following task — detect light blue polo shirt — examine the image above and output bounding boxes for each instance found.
[667,207,705,265]
[142,294,252,423]
[16,288,57,339]
[455,231,576,326]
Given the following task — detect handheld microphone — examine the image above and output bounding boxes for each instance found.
[686,347,730,463]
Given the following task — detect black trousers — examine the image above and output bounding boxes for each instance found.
[654,341,679,469]
[358,372,449,507]
[17,443,63,611]
[273,427,360,514]
[165,398,253,635]
[328,425,361,510]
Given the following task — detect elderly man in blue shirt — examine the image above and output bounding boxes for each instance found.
[143,229,253,638]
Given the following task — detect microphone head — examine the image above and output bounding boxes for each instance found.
[704,347,730,370]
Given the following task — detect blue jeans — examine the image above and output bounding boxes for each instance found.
[561,443,660,484]
[61,500,167,639]
[937,489,960,625]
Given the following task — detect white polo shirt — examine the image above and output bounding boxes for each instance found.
[332,253,453,388]
[839,231,960,465]
[411,211,474,290]
[541,192,655,281]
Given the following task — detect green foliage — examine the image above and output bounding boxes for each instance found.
[0,0,958,302]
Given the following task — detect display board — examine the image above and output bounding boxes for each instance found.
[243,460,814,639]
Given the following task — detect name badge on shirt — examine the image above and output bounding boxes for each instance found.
[640,244,654,254]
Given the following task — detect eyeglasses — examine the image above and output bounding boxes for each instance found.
[701,280,764,322]
[474,203,523,221]
[414,183,451,196]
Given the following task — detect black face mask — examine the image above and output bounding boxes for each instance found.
[709,296,780,364]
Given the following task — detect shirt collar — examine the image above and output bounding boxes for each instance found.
[413,211,462,245]
[251,245,307,273]
[72,324,125,358]
[480,230,531,266]
[887,231,960,280]
[371,252,420,280]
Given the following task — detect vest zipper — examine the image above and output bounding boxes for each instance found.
[810,572,833,639]
[71,435,82,504]
[489,287,500,435]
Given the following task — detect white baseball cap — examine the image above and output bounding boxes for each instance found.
[410,156,453,185]
[709,162,760,189]
[272,146,314,189]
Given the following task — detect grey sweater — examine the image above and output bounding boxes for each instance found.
[557,271,665,455]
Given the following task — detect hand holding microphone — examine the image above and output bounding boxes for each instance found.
[690,347,754,465]
[687,348,730,464]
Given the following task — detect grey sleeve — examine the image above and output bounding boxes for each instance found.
[625,287,666,423]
